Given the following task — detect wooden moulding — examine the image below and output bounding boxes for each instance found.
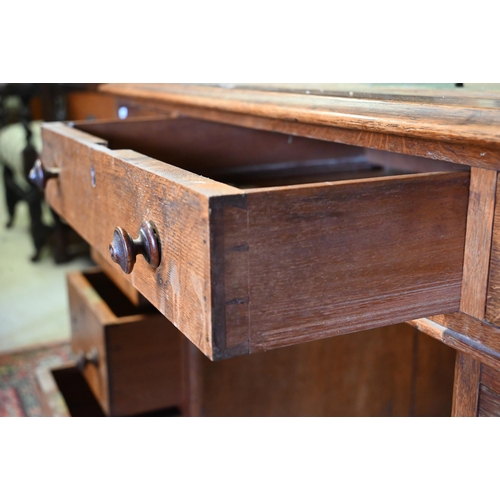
[43,119,470,360]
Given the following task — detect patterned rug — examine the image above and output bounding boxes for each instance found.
[0,342,73,417]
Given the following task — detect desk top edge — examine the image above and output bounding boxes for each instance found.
[100,83,500,149]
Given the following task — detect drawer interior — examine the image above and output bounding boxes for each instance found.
[74,117,468,189]
[83,270,156,317]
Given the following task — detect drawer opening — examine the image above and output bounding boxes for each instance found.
[74,117,469,189]
[83,270,156,318]
[50,366,181,417]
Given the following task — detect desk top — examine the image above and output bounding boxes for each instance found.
[101,83,500,150]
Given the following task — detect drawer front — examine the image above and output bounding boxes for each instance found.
[44,118,470,360]
[67,270,184,416]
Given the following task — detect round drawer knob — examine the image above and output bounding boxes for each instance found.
[109,221,161,274]
[28,159,59,191]
[75,347,99,371]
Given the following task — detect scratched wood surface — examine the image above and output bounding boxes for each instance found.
[207,84,500,106]
[100,84,500,170]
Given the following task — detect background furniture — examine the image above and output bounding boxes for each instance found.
[0,84,116,262]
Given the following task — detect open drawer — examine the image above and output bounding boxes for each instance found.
[40,116,470,359]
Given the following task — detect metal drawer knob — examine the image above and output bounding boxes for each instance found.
[109,221,161,274]
[28,159,59,191]
[75,347,99,371]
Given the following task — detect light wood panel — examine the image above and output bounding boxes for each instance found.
[460,168,498,319]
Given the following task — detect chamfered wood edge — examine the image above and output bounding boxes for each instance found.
[408,314,500,373]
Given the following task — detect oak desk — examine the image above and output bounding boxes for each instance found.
[36,84,500,416]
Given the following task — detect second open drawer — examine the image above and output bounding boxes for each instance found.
[41,116,469,359]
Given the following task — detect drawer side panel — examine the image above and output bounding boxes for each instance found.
[245,172,470,352]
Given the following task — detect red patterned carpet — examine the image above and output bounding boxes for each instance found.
[0,342,73,417]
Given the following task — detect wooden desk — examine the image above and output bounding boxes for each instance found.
[35,84,500,416]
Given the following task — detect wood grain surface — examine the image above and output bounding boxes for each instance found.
[239,172,469,353]
[478,385,500,417]
[187,323,455,417]
[452,352,481,417]
[460,168,498,318]
[481,363,500,395]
